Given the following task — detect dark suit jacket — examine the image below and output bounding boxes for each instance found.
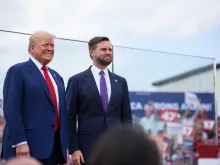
[1,59,68,160]
[66,67,132,160]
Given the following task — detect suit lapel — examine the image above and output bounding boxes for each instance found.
[84,67,105,113]
[28,59,54,106]
[107,71,117,111]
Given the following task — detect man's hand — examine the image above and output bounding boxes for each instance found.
[16,144,30,157]
[67,149,69,160]
[71,150,85,165]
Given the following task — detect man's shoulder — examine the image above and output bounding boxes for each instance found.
[68,68,90,81]
[7,61,29,72]
[109,71,126,82]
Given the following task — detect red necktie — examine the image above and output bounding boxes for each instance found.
[42,65,59,131]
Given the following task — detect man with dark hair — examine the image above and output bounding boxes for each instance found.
[67,36,132,165]
[88,125,162,165]
[88,37,110,52]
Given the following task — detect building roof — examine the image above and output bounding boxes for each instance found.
[152,63,220,86]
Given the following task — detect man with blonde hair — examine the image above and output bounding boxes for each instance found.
[1,31,69,165]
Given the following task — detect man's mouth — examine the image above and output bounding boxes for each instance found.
[44,52,53,56]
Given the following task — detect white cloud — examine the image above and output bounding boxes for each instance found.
[1,0,220,40]
[0,1,27,29]
[118,0,220,38]
[0,0,220,98]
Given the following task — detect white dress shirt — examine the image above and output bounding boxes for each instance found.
[91,65,111,102]
[13,57,59,147]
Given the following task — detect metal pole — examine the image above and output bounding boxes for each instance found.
[0,29,88,43]
[0,29,214,60]
[112,46,114,73]
[213,59,218,145]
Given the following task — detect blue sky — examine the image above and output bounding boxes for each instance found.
[0,0,220,97]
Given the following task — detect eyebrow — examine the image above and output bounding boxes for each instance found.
[101,48,112,50]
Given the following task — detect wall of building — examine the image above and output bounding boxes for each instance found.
[154,70,220,115]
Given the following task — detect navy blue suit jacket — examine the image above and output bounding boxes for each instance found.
[2,59,68,160]
[66,67,132,160]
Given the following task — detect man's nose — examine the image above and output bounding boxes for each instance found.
[47,45,54,50]
[106,50,112,54]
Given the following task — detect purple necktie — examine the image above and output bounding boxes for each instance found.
[100,71,108,111]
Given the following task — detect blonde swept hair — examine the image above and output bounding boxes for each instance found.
[28,31,56,54]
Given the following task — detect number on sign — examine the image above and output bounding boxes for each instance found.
[203,120,215,130]
[183,126,193,137]
[161,111,177,122]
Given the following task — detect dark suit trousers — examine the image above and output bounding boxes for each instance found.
[38,128,66,165]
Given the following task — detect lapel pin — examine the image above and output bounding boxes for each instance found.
[115,79,117,82]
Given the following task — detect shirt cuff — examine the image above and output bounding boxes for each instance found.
[12,141,27,148]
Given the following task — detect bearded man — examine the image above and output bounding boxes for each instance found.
[66,36,132,165]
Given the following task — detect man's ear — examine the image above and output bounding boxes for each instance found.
[89,49,94,58]
[29,45,35,54]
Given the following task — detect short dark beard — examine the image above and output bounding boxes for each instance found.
[95,56,112,66]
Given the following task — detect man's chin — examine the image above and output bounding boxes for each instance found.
[98,61,111,66]
[104,60,112,65]
[103,62,111,66]
[42,59,53,65]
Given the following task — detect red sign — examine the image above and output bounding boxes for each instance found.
[163,141,170,154]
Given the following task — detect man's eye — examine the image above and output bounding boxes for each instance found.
[42,44,48,47]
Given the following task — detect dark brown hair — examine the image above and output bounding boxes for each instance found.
[88,125,162,165]
[88,36,110,50]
